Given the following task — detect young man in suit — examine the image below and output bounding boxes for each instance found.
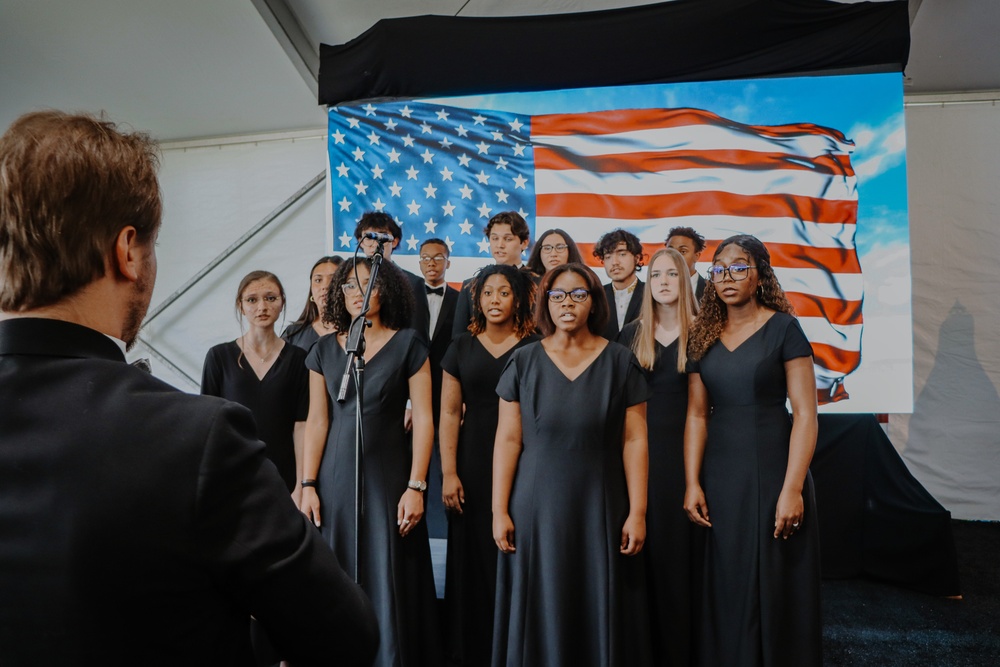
[413,238,458,538]
[595,229,646,340]
[0,111,378,665]
[451,211,534,339]
[666,225,708,303]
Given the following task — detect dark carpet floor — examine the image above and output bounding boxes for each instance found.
[822,520,1000,666]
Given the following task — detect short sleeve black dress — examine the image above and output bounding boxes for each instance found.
[200,341,307,491]
[618,322,693,667]
[281,321,327,352]
[492,341,653,667]
[440,332,539,667]
[687,312,822,667]
[305,328,441,667]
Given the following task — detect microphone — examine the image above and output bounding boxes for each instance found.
[360,231,394,244]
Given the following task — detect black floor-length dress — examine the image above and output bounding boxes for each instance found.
[688,312,822,667]
[305,329,441,667]
[201,340,307,491]
[618,324,693,666]
[492,341,652,667]
[440,332,539,667]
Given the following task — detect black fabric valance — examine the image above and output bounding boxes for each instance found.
[319,0,910,106]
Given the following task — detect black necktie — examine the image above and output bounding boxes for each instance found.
[425,285,444,296]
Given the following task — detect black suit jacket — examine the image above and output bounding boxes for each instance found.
[695,273,707,303]
[0,318,378,666]
[411,283,459,422]
[602,280,645,340]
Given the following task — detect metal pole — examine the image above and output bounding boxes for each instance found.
[143,170,325,327]
[133,335,201,389]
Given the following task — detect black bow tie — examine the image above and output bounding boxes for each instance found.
[425,285,444,296]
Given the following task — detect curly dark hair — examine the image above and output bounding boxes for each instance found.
[688,234,795,360]
[666,226,706,253]
[592,228,645,267]
[467,264,537,339]
[525,228,585,276]
[534,263,609,337]
[324,257,414,332]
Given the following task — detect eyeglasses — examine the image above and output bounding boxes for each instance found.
[547,288,590,303]
[540,244,568,253]
[419,254,447,264]
[707,264,756,283]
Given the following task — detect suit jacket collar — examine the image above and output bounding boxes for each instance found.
[0,318,126,362]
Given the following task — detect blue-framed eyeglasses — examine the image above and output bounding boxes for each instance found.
[547,288,590,303]
[707,264,756,283]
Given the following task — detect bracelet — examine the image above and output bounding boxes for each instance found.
[300,479,318,489]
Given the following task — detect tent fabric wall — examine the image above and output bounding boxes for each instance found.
[318,0,910,106]
[133,134,329,393]
[890,100,1000,521]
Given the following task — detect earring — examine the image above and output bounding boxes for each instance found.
[309,295,314,302]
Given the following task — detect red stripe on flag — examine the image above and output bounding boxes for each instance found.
[532,107,852,143]
[809,343,861,375]
[787,293,864,326]
[535,148,855,177]
[701,242,861,273]
[537,191,857,224]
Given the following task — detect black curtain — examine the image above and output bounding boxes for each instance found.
[813,415,961,597]
[319,0,909,106]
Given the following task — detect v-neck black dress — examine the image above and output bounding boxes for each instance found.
[618,323,693,667]
[440,332,539,667]
[201,340,308,491]
[688,312,822,667]
[305,328,441,667]
[492,341,653,667]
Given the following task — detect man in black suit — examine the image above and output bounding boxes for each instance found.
[354,211,425,318]
[666,225,708,303]
[412,238,459,538]
[0,111,378,665]
[594,229,646,340]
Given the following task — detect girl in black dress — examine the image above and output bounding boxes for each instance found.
[492,263,652,667]
[201,270,308,495]
[524,228,584,278]
[439,264,538,667]
[299,258,441,667]
[683,235,821,667]
[619,248,697,666]
[281,255,342,351]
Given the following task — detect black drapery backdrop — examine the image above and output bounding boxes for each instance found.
[813,416,961,597]
[318,0,910,106]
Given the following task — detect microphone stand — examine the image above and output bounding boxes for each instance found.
[336,245,385,584]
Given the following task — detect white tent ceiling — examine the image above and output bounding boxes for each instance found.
[1,0,997,142]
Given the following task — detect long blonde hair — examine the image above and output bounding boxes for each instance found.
[630,248,697,372]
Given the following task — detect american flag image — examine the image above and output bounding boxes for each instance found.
[328,102,861,404]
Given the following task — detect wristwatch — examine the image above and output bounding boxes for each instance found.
[407,479,428,492]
